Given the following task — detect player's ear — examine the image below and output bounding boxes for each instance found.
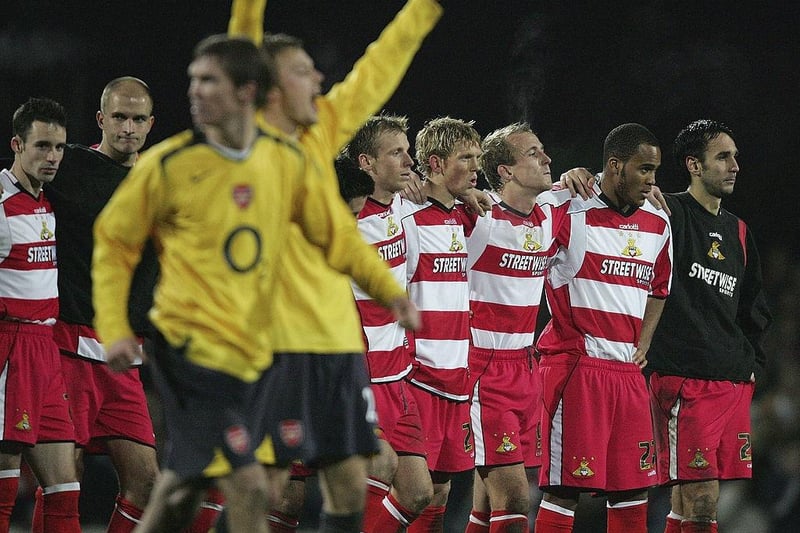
[685,156,701,176]
[428,154,444,175]
[358,153,372,172]
[606,157,621,177]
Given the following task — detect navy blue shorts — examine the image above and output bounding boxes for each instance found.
[150,330,260,480]
[251,353,379,468]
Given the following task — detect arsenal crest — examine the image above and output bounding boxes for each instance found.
[224,424,251,455]
[233,184,253,209]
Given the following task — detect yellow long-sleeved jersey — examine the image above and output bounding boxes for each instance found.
[93,126,405,381]
[228,0,442,353]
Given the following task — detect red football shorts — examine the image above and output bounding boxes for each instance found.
[371,379,426,456]
[0,322,75,445]
[408,383,474,473]
[54,321,155,452]
[538,354,656,492]
[469,346,542,468]
[650,373,754,484]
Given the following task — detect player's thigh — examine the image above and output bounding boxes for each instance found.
[318,454,368,513]
[107,438,159,491]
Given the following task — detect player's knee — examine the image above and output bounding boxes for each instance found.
[503,491,530,515]
[369,444,398,481]
[398,483,433,514]
[687,493,717,522]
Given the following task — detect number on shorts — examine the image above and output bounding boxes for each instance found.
[638,440,655,470]
[462,422,473,453]
[738,432,752,461]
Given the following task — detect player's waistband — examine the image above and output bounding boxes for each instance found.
[0,320,53,336]
[53,320,143,364]
[539,353,642,373]
[470,345,535,361]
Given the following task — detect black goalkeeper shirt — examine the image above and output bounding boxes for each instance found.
[46,144,158,335]
[647,191,771,383]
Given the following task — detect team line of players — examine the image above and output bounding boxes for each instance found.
[0,0,771,532]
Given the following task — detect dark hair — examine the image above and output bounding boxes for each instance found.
[12,97,67,140]
[335,152,374,203]
[603,123,659,165]
[193,34,271,107]
[673,119,735,178]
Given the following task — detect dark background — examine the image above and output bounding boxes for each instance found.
[3,1,799,254]
[3,1,800,531]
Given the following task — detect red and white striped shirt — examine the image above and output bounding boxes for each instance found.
[403,199,470,401]
[536,187,672,363]
[353,195,421,382]
[465,200,567,350]
[0,169,58,325]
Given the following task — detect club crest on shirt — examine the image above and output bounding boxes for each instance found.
[386,215,399,237]
[495,434,518,453]
[571,457,595,478]
[15,412,31,431]
[621,236,642,258]
[522,229,542,252]
[707,241,726,261]
[232,184,252,209]
[688,449,710,469]
[279,419,304,448]
[224,424,251,455]
[449,231,464,252]
[40,219,54,241]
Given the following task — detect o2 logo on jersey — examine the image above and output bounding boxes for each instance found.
[224,226,262,273]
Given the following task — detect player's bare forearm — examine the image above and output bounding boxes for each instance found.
[634,297,667,368]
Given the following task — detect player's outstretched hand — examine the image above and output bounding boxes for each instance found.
[106,337,146,372]
[645,185,671,215]
[390,296,421,331]
[559,168,595,200]
[632,347,648,369]
[399,170,426,205]
[459,188,492,216]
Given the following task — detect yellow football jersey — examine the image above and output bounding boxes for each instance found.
[230,0,442,353]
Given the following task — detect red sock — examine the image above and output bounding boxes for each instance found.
[362,491,418,533]
[489,509,527,532]
[406,504,445,533]
[464,509,490,533]
[665,513,683,533]
[534,502,574,532]
[267,509,300,532]
[681,521,718,532]
[362,477,391,532]
[0,472,20,531]
[41,483,81,533]
[182,486,225,532]
[106,495,144,533]
[32,486,43,533]
[607,500,647,533]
